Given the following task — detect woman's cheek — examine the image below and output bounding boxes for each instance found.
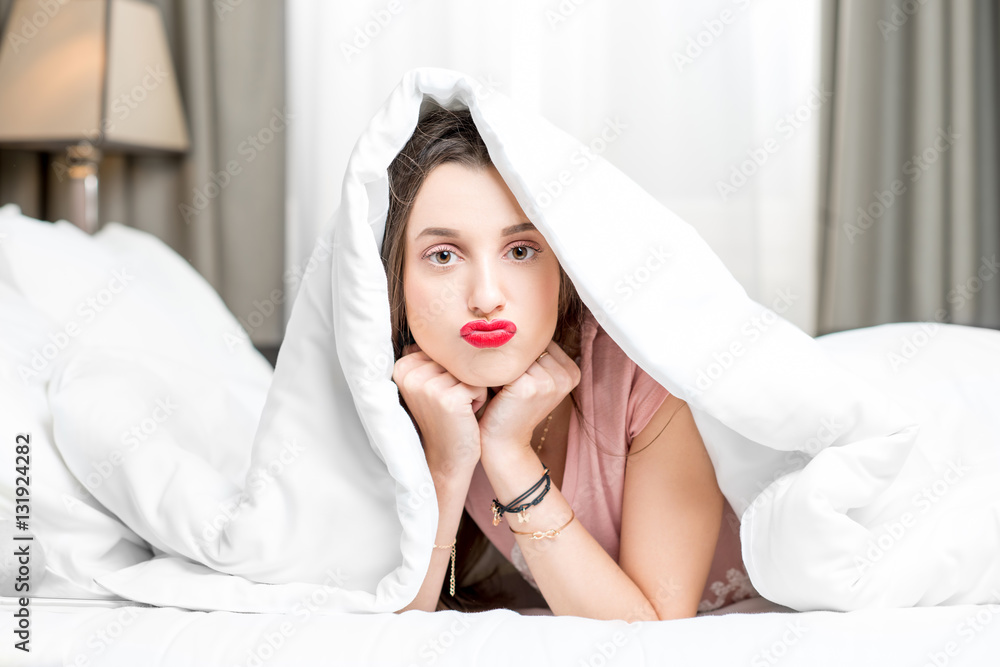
[404,283,436,338]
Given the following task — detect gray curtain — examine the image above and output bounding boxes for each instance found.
[0,0,285,347]
[818,0,1000,334]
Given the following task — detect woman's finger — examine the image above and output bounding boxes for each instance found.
[533,341,580,390]
[535,342,570,369]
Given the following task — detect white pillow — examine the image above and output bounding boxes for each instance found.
[0,205,273,598]
[0,225,151,598]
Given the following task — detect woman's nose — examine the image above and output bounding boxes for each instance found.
[468,262,505,317]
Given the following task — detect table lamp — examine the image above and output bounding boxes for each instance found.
[0,0,190,234]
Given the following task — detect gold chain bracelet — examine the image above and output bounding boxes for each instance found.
[508,510,575,540]
[433,539,457,596]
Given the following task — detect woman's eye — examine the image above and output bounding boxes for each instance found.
[508,245,537,261]
[423,244,540,267]
[431,250,454,265]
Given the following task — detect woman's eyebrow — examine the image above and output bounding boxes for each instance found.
[414,221,537,241]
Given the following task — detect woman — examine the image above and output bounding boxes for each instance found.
[384,107,758,621]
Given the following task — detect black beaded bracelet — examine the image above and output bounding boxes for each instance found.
[500,465,548,514]
[491,465,551,526]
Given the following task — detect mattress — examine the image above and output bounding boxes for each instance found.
[4,594,1000,666]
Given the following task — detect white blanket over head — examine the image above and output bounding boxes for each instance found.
[24,67,1000,613]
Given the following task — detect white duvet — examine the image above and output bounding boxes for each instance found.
[1,67,1000,617]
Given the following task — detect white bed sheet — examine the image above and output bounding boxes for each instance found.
[3,594,1000,666]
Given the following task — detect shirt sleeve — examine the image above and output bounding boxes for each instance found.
[626,362,671,442]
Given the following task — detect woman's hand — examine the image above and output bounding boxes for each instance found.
[477,341,581,457]
[393,343,488,477]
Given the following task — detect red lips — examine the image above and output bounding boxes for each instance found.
[460,319,516,348]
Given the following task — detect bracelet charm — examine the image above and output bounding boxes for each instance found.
[509,509,576,540]
[490,465,550,526]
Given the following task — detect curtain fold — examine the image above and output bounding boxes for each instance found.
[819,0,1000,334]
[0,0,285,347]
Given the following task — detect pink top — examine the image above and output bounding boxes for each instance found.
[464,310,759,613]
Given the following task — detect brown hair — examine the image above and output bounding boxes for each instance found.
[379,104,663,613]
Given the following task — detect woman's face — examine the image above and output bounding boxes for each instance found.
[402,162,562,390]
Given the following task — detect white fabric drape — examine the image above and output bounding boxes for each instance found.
[59,68,1000,614]
[286,0,823,334]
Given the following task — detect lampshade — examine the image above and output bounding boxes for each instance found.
[0,0,189,153]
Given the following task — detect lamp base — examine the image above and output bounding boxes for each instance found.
[66,143,101,234]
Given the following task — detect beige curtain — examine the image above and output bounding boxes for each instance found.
[0,0,285,347]
[818,0,1000,334]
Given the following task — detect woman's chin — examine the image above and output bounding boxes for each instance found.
[452,369,523,390]
[453,376,514,391]
[441,351,534,388]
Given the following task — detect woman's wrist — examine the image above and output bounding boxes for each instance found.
[423,437,478,473]
[429,449,477,473]
[480,435,535,470]
[479,441,547,506]
[426,454,477,498]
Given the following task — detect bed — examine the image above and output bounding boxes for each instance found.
[6,62,1000,664]
[3,206,1000,666]
[5,594,1000,666]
